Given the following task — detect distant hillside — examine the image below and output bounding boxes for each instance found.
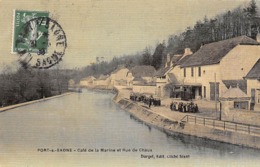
[78,0,259,80]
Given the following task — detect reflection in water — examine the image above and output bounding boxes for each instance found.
[0,89,259,167]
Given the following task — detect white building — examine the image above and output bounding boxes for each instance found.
[110,66,129,86]
[126,65,156,88]
[168,36,260,101]
[79,76,96,87]
[126,65,156,95]
[94,75,111,88]
[245,59,260,111]
[155,48,192,97]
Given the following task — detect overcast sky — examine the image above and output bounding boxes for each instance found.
[0,0,250,69]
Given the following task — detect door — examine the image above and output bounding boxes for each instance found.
[250,88,255,110]
[210,82,219,101]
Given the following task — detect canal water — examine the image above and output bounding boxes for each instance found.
[0,89,259,167]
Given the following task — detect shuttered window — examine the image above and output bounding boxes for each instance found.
[198,67,201,77]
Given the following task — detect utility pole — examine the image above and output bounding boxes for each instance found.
[219,102,222,120]
[214,73,218,119]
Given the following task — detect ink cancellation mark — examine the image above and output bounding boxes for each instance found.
[12,10,67,69]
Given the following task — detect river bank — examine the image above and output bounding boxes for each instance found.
[113,88,260,150]
[0,92,75,112]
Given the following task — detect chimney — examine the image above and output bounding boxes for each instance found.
[256,27,260,43]
[183,48,193,57]
[200,42,204,48]
[256,32,260,43]
[165,53,171,67]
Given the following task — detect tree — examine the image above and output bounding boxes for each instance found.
[141,47,152,65]
[244,0,257,18]
[151,43,166,70]
[164,0,259,58]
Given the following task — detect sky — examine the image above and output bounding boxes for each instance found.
[0,0,251,69]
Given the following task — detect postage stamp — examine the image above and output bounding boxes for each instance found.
[12,10,67,69]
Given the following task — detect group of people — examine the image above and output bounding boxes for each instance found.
[130,93,161,108]
[170,101,199,113]
[130,94,145,102]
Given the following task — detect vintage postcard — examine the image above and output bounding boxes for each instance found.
[1,0,260,166]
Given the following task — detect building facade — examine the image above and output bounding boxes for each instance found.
[110,66,129,86]
[126,65,156,88]
[169,36,260,101]
[245,59,260,111]
[79,76,96,87]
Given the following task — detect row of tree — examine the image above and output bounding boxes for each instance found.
[78,0,259,79]
[0,66,72,107]
[165,0,259,54]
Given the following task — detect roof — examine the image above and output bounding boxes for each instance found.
[133,76,145,81]
[111,65,128,74]
[165,54,183,67]
[98,74,110,80]
[81,76,96,81]
[129,65,156,77]
[154,67,171,77]
[181,36,258,68]
[171,55,183,66]
[220,87,249,100]
[176,54,192,66]
[222,80,247,93]
[245,59,260,79]
[167,73,179,84]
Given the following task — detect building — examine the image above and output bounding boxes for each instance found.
[132,78,157,95]
[155,49,192,97]
[220,86,250,111]
[126,65,156,88]
[110,66,129,86]
[79,76,96,87]
[68,79,75,88]
[94,75,111,88]
[245,59,260,111]
[169,36,260,101]
[127,65,156,94]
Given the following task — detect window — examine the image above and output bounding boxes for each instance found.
[191,67,194,77]
[251,89,256,103]
[184,68,186,77]
[198,67,201,77]
[234,101,248,110]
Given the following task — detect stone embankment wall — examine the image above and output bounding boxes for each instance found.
[0,92,74,112]
[115,98,260,149]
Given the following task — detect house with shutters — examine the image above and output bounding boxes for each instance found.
[168,35,260,101]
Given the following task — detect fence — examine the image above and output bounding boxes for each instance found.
[181,115,260,136]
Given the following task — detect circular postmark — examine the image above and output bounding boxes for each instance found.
[15,17,67,69]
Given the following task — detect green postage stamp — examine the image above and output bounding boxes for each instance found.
[12,10,49,54]
[12,10,67,69]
